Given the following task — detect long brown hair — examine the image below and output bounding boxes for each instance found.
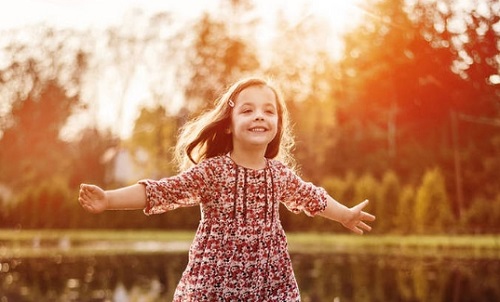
[173,77,295,171]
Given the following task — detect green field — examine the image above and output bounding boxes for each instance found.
[1,229,499,259]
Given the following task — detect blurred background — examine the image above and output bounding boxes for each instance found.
[0,0,499,300]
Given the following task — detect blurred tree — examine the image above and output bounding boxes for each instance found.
[0,26,87,189]
[377,170,401,233]
[265,14,340,180]
[396,185,416,234]
[0,26,99,228]
[0,80,78,189]
[0,80,85,229]
[335,0,499,229]
[353,173,380,232]
[290,57,338,181]
[68,128,116,189]
[97,10,180,136]
[414,168,453,233]
[462,193,500,233]
[126,105,180,178]
[410,0,500,215]
[183,9,260,113]
[11,176,72,228]
[338,0,463,177]
[321,172,356,206]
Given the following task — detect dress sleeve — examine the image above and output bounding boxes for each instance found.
[279,166,328,217]
[138,160,212,216]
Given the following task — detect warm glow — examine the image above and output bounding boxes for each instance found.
[0,0,366,139]
[299,0,365,32]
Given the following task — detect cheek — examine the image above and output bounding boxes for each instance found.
[272,117,279,129]
[229,114,237,130]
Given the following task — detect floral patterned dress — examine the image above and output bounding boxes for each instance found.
[139,155,328,301]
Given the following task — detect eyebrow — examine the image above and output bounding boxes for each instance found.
[238,101,277,108]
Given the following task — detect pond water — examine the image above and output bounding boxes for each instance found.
[1,251,498,301]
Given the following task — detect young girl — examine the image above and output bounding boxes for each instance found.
[78,76,375,301]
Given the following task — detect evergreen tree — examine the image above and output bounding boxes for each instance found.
[415,168,454,233]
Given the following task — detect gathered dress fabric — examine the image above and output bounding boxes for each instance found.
[139,155,328,302]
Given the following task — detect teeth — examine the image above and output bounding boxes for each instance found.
[250,128,266,132]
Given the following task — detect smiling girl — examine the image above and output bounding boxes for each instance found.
[78,76,375,301]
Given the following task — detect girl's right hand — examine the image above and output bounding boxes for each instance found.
[78,184,108,214]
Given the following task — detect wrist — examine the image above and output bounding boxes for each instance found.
[104,191,112,210]
[338,205,352,225]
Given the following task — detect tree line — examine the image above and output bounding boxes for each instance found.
[0,0,498,234]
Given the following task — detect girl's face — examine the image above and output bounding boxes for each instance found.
[230,85,279,152]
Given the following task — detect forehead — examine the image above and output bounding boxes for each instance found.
[235,85,277,107]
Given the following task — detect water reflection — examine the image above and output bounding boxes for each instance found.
[1,252,499,301]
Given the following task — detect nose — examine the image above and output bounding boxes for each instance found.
[254,110,264,121]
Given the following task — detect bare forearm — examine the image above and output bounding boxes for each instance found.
[106,184,147,210]
[318,196,351,224]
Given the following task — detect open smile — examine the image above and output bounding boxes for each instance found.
[249,127,268,132]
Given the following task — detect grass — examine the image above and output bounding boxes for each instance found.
[287,233,500,259]
[0,229,194,241]
[1,229,499,259]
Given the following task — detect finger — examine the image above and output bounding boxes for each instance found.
[83,186,99,199]
[86,185,97,193]
[80,188,90,200]
[79,185,88,197]
[80,189,94,203]
[78,196,88,208]
[352,199,369,212]
[351,226,364,235]
[79,186,90,198]
[358,221,372,232]
[86,185,101,197]
[80,183,89,193]
[81,184,92,194]
[361,211,376,221]
[81,203,93,213]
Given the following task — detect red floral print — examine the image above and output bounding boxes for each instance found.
[139,155,328,301]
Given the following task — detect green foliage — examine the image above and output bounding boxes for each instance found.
[126,106,179,178]
[377,171,401,233]
[0,81,78,189]
[12,176,73,229]
[291,88,338,182]
[184,12,260,113]
[462,194,500,234]
[353,173,378,204]
[321,173,354,205]
[68,128,115,188]
[396,186,416,234]
[0,0,498,234]
[415,168,454,233]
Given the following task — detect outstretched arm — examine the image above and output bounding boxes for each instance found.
[319,197,376,234]
[78,183,147,214]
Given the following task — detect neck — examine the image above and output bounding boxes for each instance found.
[230,147,267,170]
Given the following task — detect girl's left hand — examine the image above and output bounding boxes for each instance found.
[342,200,376,235]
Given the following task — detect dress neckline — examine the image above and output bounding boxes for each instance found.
[225,153,269,171]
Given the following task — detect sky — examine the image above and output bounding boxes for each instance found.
[0,0,365,139]
[0,0,204,30]
[0,0,364,31]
